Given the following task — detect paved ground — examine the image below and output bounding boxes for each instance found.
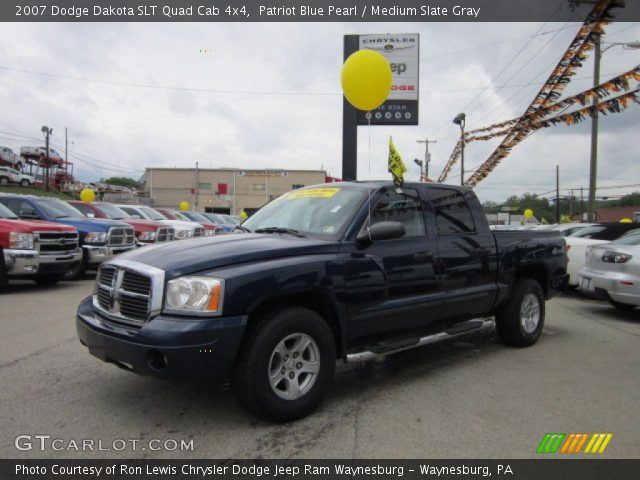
[1,278,638,459]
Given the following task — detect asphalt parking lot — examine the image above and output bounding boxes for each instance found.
[1,279,639,459]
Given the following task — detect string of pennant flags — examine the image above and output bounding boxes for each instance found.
[464,66,640,143]
[437,0,635,187]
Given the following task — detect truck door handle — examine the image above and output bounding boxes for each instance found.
[476,248,491,255]
[414,251,434,262]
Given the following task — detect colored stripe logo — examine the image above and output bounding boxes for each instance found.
[537,433,613,454]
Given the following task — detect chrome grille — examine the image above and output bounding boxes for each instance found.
[194,226,205,237]
[95,265,151,326]
[156,226,175,242]
[34,231,79,255]
[108,227,135,247]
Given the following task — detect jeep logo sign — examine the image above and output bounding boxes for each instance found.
[356,33,419,125]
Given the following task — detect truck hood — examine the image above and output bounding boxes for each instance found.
[121,218,158,232]
[116,233,340,277]
[158,219,202,230]
[52,217,131,233]
[0,218,76,233]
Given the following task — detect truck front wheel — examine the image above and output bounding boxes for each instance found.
[495,278,545,347]
[232,306,336,422]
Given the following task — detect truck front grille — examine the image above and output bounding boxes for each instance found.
[95,265,152,326]
[156,226,175,242]
[35,231,79,255]
[194,226,205,237]
[108,227,135,247]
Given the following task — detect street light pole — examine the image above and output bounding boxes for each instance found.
[453,113,466,186]
[41,126,52,192]
[587,35,601,222]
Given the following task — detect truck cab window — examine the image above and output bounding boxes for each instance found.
[369,188,425,237]
[430,188,475,235]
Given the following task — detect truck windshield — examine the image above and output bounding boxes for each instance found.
[35,199,84,219]
[243,187,368,238]
[96,203,130,220]
[0,203,18,219]
[139,207,167,221]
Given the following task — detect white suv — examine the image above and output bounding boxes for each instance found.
[0,146,21,168]
[0,166,35,186]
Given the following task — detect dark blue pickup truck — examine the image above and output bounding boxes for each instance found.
[76,182,567,421]
[0,195,136,278]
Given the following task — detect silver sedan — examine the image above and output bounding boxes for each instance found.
[578,231,640,311]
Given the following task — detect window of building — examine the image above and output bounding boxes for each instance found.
[253,184,265,191]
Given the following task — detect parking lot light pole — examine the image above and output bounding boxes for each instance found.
[453,113,466,186]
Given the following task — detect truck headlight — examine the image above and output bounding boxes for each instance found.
[165,276,224,315]
[138,231,156,242]
[9,232,34,250]
[84,232,107,244]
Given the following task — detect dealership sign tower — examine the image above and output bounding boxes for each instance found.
[342,33,419,180]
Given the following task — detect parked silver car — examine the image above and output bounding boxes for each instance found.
[578,232,640,311]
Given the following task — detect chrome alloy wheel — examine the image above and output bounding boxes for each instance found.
[520,292,541,334]
[268,333,320,400]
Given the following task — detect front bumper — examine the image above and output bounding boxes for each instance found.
[4,248,82,277]
[578,267,640,306]
[76,296,247,381]
[84,244,137,266]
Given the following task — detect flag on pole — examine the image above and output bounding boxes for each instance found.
[388,137,407,186]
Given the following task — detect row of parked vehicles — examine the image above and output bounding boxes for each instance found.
[0,193,239,290]
[510,221,640,311]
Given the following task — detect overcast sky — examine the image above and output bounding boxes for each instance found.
[0,18,638,204]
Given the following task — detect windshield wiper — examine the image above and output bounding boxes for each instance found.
[254,227,306,238]
[234,225,251,233]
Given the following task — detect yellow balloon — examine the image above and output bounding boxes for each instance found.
[179,201,189,211]
[620,218,632,223]
[523,209,534,218]
[239,210,248,220]
[341,50,392,111]
[80,188,95,203]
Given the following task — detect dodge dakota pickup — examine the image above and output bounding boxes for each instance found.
[76,182,567,421]
[0,195,136,279]
[0,202,81,288]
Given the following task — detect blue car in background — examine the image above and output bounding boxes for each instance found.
[202,212,236,233]
[0,195,136,278]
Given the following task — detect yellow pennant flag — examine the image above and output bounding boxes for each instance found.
[388,137,407,186]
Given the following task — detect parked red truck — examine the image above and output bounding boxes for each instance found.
[0,202,82,289]
[68,201,175,245]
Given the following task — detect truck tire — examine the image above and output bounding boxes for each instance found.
[34,274,64,286]
[608,298,636,312]
[495,278,545,347]
[0,176,9,185]
[20,179,30,187]
[231,306,336,422]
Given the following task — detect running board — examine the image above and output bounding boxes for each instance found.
[346,317,494,362]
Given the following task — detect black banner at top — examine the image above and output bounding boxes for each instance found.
[3,0,640,22]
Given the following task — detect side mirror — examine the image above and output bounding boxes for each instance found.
[356,221,406,243]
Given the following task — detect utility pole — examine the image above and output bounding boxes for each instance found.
[42,126,52,192]
[556,165,560,223]
[195,161,199,210]
[580,186,585,221]
[588,34,601,222]
[416,138,436,180]
[342,35,359,181]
